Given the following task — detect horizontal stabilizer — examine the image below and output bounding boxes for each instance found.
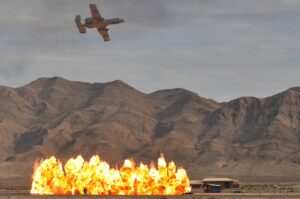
[75,15,86,33]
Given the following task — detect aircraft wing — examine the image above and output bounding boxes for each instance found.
[97,29,110,42]
[89,4,102,19]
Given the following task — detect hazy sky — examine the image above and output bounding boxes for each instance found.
[0,0,300,101]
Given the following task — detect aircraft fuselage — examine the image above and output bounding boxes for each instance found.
[84,17,124,29]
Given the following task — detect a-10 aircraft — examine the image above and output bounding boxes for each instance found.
[75,4,124,42]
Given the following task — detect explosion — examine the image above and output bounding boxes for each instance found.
[30,154,191,195]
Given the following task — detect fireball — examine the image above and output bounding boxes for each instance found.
[30,154,191,195]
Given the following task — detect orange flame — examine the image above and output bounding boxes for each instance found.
[30,154,191,195]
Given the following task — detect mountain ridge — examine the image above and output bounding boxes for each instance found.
[0,77,299,181]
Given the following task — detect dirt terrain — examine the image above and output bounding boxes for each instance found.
[1,177,300,198]
[0,192,300,199]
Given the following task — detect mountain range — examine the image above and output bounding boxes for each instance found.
[0,77,299,182]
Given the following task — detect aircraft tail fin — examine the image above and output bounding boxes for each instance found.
[75,15,86,33]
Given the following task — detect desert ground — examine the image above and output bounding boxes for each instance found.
[1,78,300,198]
[1,180,300,199]
[0,192,300,199]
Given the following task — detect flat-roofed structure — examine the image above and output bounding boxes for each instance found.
[189,180,202,189]
[202,177,239,188]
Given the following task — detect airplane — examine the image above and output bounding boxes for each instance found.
[75,4,124,42]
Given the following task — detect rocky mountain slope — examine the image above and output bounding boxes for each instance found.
[0,77,299,181]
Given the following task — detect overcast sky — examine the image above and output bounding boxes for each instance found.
[0,0,300,101]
